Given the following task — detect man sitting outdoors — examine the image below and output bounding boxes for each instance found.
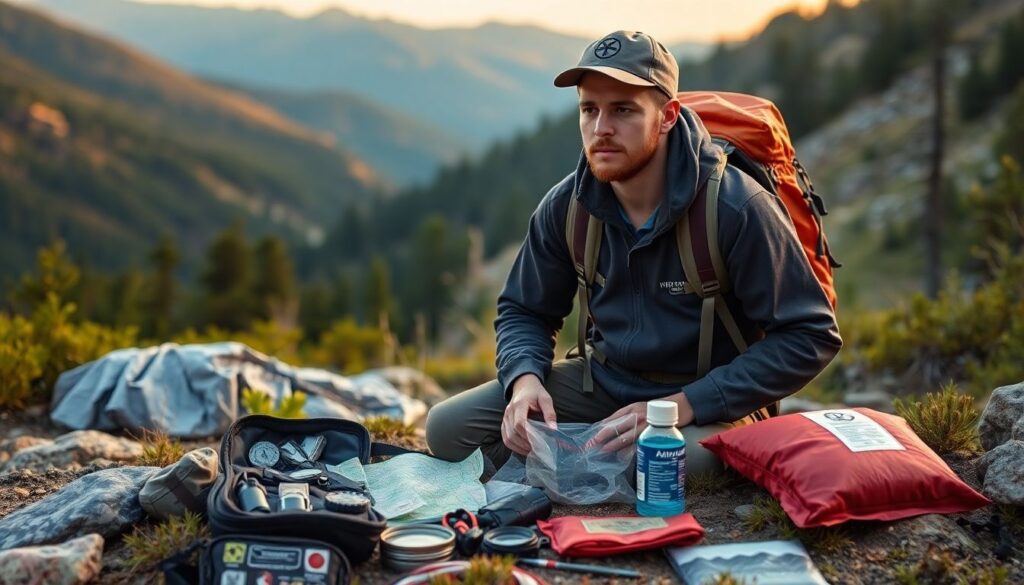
[426,30,842,475]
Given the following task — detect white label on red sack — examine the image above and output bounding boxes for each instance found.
[581,517,668,534]
[801,410,906,452]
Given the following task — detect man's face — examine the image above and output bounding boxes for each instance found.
[578,73,670,183]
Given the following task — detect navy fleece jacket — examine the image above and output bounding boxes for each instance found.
[493,107,842,425]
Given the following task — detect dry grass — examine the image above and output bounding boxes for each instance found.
[702,573,748,585]
[122,511,209,577]
[428,555,516,585]
[743,495,851,554]
[135,429,185,468]
[894,544,1009,585]
[364,415,417,443]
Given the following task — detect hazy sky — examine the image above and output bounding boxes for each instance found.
[133,0,857,43]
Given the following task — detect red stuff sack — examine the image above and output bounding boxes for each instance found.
[700,408,990,527]
[536,514,704,557]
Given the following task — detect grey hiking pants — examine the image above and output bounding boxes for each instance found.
[425,356,761,477]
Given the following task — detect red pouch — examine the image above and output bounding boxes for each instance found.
[700,408,991,528]
[536,514,704,557]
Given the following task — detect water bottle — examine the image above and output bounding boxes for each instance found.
[636,400,686,516]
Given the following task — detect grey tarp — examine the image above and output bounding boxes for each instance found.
[50,342,427,438]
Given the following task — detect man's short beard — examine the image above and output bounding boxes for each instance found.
[586,125,661,183]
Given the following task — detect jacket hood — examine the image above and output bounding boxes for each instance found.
[573,106,722,238]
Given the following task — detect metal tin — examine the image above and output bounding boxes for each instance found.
[380,524,456,571]
[324,491,371,514]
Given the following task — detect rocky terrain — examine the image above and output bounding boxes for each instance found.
[2,384,1023,585]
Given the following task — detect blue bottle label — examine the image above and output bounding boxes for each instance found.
[636,443,685,503]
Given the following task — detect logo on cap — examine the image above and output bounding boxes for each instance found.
[594,37,621,59]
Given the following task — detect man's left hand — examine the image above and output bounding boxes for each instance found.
[593,393,695,452]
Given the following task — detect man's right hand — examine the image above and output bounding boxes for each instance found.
[501,374,558,455]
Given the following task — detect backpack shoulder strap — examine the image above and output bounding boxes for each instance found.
[565,196,602,393]
[676,153,749,377]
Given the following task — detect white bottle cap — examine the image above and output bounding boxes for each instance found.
[647,400,678,427]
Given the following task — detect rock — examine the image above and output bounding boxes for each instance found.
[894,514,980,555]
[979,382,1024,451]
[0,534,103,585]
[368,366,447,404]
[733,504,755,521]
[977,440,1024,505]
[12,487,30,498]
[0,436,50,464]
[0,466,158,550]
[0,431,142,475]
[843,390,894,412]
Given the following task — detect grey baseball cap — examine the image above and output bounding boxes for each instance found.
[554,30,679,99]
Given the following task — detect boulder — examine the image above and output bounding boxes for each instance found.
[733,504,755,522]
[0,466,158,550]
[0,534,103,585]
[977,440,1024,506]
[0,431,142,475]
[894,514,980,555]
[365,366,447,404]
[843,390,894,412]
[0,436,50,466]
[978,382,1024,451]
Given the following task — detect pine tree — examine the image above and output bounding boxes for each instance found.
[958,49,994,121]
[252,235,296,323]
[995,84,1024,168]
[299,280,332,341]
[364,256,393,330]
[15,240,79,311]
[995,11,1024,94]
[146,234,179,339]
[200,223,252,330]
[111,268,146,329]
[331,271,354,320]
[405,215,454,342]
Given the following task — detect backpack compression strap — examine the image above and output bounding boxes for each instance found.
[565,196,603,393]
[676,153,749,378]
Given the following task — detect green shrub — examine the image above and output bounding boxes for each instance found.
[893,383,981,454]
[0,314,46,409]
[170,320,301,365]
[308,318,392,374]
[0,292,136,410]
[839,156,1024,397]
[241,387,307,418]
[31,293,138,391]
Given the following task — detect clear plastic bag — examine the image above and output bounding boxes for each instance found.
[492,414,637,505]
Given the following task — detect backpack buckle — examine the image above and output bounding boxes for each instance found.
[701,280,721,296]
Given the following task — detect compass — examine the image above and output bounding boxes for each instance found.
[248,441,280,468]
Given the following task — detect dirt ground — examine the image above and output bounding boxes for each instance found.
[1,408,1021,584]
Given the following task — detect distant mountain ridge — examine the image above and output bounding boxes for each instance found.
[23,0,591,146]
[0,1,379,277]
[215,80,468,187]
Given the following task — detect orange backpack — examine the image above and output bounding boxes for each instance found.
[566,91,839,400]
